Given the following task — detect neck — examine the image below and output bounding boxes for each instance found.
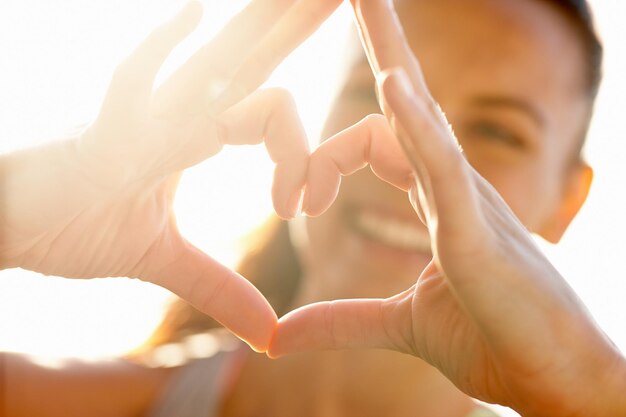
[218,348,476,417]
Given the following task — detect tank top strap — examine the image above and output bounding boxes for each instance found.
[147,351,231,417]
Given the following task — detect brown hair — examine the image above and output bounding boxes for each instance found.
[544,0,603,161]
[549,0,603,97]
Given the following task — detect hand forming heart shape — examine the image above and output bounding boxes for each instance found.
[0,0,408,354]
[1,1,317,352]
[3,1,625,416]
[268,2,626,416]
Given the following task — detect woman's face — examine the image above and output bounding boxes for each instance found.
[296,0,590,300]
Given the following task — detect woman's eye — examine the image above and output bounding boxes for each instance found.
[465,121,524,149]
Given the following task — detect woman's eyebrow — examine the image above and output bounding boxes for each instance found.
[469,96,546,128]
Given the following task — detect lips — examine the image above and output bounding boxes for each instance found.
[347,206,432,253]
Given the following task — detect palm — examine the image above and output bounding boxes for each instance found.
[408,263,533,407]
[410,268,491,390]
[20,173,178,280]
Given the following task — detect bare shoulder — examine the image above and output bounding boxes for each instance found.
[2,352,174,417]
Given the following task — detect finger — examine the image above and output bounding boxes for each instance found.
[218,88,310,219]
[146,240,277,353]
[196,0,295,77]
[156,0,340,115]
[100,1,202,122]
[211,0,343,112]
[351,0,419,75]
[408,178,429,227]
[268,288,415,358]
[139,112,224,177]
[157,0,291,100]
[303,113,414,217]
[350,0,437,117]
[380,68,481,238]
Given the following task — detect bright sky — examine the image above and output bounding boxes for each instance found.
[0,1,625,414]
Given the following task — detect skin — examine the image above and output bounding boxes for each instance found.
[0,0,343,354]
[3,354,175,417]
[225,1,610,417]
[0,1,342,414]
[272,0,626,416]
[300,0,590,302]
[0,0,331,353]
[5,0,626,416]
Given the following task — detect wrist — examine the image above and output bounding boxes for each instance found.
[567,340,626,417]
[572,336,626,417]
[512,322,626,417]
[0,152,27,270]
[0,138,86,271]
[594,349,626,417]
[518,355,626,417]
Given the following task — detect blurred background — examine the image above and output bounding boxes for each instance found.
[0,1,624,415]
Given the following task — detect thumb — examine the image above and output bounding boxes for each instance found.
[143,239,277,353]
[268,287,415,358]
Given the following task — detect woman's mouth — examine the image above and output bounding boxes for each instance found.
[348,207,432,254]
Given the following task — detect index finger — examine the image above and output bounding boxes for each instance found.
[303,113,414,217]
[351,0,433,106]
[217,88,310,219]
[156,0,342,114]
[211,0,343,112]
[144,240,277,353]
[268,286,416,358]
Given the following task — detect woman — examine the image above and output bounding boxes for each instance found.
[5,0,624,416]
[271,2,626,416]
[145,0,621,416]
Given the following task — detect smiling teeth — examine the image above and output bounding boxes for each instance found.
[353,210,431,252]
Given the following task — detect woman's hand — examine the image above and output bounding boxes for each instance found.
[269,1,626,415]
[0,0,341,352]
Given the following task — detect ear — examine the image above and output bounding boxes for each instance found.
[538,163,593,244]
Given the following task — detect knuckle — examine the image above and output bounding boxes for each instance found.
[306,151,326,181]
[437,147,466,177]
[380,296,416,355]
[362,113,387,128]
[265,87,297,110]
[247,53,274,73]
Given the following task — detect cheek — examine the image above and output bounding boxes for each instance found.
[474,158,562,232]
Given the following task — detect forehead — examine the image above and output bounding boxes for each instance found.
[394,0,585,98]
[341,0,590,163]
